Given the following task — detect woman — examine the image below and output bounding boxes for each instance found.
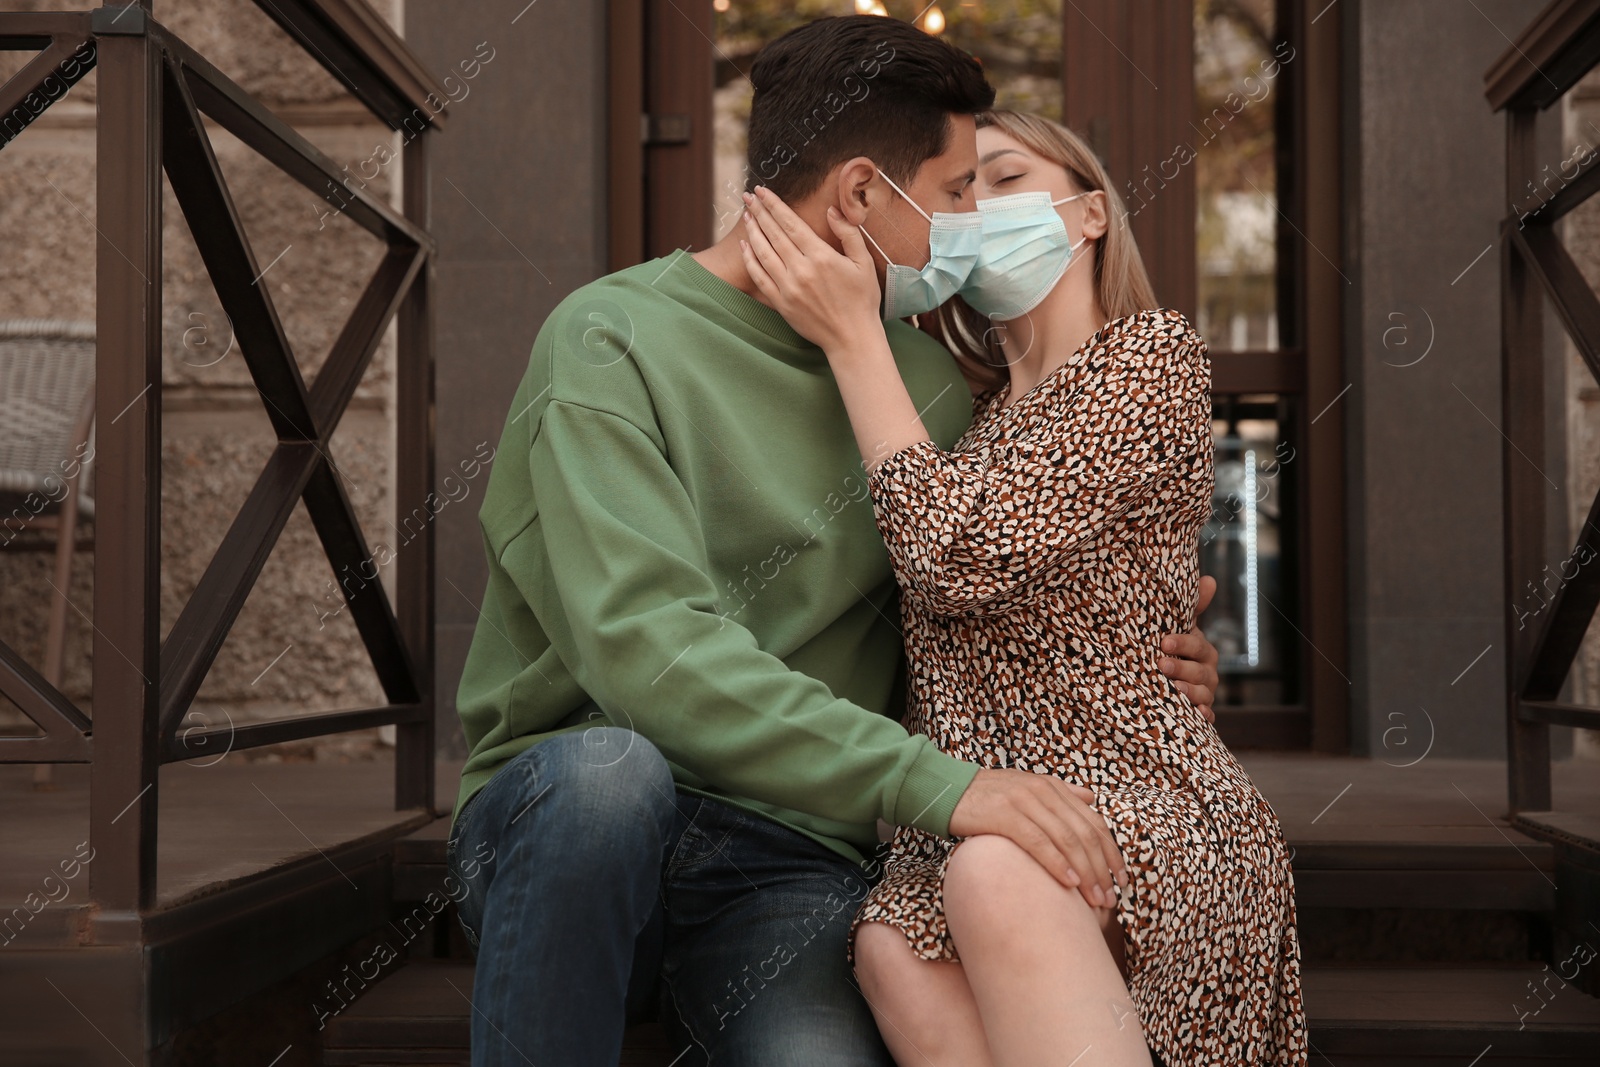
[738,110,1308,1067]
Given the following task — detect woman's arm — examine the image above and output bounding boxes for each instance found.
[860,411,1185,616]
[739,188,933,471]
[741,186,1220,701]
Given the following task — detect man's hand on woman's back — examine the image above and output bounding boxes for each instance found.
[945,575,1223,913]
[1159,574,1220,722]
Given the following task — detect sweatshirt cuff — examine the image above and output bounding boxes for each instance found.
[893,742,981,837]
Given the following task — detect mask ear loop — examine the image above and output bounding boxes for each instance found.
[857,224,894,267]
[875,168,934,223]
[1055,189,1097,265]
[860,167,932,269]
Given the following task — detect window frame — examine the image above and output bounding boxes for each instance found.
[1063,0,1348,750]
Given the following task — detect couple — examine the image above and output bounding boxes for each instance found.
[446,14,1307,1067]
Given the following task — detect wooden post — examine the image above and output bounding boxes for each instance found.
[89,8,164,918]
[1502,106,1552,814]
[396,129,437,813]
[1061,0,1197,318]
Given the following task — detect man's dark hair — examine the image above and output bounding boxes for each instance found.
[745,16,994,199]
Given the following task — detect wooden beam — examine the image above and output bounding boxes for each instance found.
[1484,0,1600,113]
[394,128,436,813]
[0,31,95,148]
[246,0,451,133]
[1297,0,1350,753]
[1512,223,1600,392]
[643,0,713,257]
[1063,0,1197,318]
[307,244,426,435]
[156,443,322,740]
[1211,349,1307,394]
[156,24,433,252]
[160,55,318,442]
[301,460,421,706]
[161,704,426,763]
[1519,699,1600,729]
[1501,109,1553,815]
[607,0,645,271]
[0,633,93,735]
[1518,473,1600,700]
[1510,141,1600,226]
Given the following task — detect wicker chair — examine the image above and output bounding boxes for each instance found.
[0,319,96,789]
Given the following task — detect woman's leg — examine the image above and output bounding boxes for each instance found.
[943,834,1152,1067]
[853,921,994,1067]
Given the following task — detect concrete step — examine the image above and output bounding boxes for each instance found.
[392,819,1560,914]
[1304,964,1600,1064]
[319,961,670,1065]
[320,960,1600,1067]
[390,817,1565,967]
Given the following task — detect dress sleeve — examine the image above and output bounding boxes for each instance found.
[866,315,1210,617]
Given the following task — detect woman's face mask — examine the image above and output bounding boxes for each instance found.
[959,189,1092,321]
[857,168,982,321]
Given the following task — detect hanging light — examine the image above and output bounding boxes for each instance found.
[855,0,877,12]
[714,0,730,10]
[921,4,946,35]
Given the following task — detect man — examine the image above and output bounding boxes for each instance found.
[446,15,1221,1067]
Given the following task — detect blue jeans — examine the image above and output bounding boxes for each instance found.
[445,727,893,1067]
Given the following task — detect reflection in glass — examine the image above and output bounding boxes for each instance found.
[1202,394,1298,707]
[1194,0,1282,350]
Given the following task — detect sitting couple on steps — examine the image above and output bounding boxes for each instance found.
[446,14,1309,1067]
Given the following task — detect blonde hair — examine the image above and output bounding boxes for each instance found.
[931,109,1159,391]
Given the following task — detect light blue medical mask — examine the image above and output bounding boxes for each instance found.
[960,190,1092,320]
[857,169,982,321]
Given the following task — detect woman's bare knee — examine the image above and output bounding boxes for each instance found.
[853,922,993,1066]
[944,835,1061,916]
[854,921,919,999]
[944,834,1132,983]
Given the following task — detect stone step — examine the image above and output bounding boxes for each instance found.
[392,818,1559,914]
[320,960,1600,1066]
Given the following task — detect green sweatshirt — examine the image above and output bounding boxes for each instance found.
[451,252,981,865]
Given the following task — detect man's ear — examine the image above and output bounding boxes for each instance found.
[833,156,878,226]
[1080,189,1110,241]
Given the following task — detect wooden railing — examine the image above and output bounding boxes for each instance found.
[0,0,444,914]
[1485,0,1600,851]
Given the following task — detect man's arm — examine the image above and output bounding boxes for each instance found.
[947,573,1223,910]
[516,392,978,837]
[523,385,1143,910]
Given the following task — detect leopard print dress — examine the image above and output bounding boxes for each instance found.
[847,309,1309,1065]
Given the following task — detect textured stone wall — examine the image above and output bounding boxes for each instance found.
[0,0,406,753]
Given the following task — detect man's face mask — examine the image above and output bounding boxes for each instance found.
[857,168,982,321]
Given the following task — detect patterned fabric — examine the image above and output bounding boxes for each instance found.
[847,308,1309,1065]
